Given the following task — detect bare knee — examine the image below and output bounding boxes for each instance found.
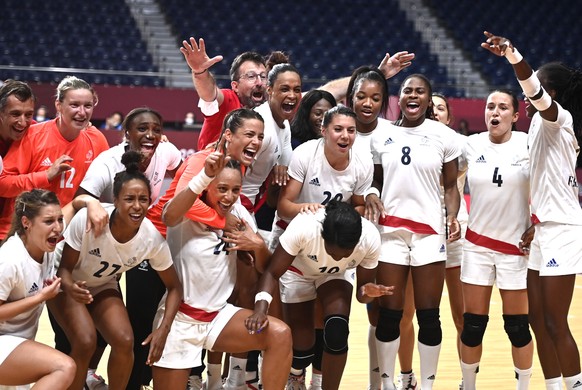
[70,330,97,358]
[111,331,134,354]
[268,318,292,351]
[56,355,77,385]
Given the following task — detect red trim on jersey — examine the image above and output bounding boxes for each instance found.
[275,220,289,230]
[178,301,219,322]
[288,265,303,275]
[378,215,437,235]
[465,228,523,256]
[531,214,540,225]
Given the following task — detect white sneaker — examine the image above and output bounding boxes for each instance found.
[187,375,204,390]
[397,372,417,390]
[85,372,108,390]
[459,379,464,390]
[286,372,307,390]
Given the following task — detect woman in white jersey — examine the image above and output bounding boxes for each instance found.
[365,73,461,390]
[48,151,182,390]
[0,189,108,389]
[247,200,393,390]
[270,105,372,389]
[152,150,292,390]
[432,92,468,388]
[460,89,533,390]
[75,107,183,390]
[482,32,582,390]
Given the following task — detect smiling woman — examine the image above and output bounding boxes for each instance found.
[47,151,183,390]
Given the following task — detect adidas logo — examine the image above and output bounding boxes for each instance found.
[439,244,446,253]
[476,155,486,163]
[372,367,380,373]
[572,380,582,388]
[88,248,101,257]
[427,375,436,380]
[232,365,243,371]
[546,258,559,267]
[308,255,318,261]
[40,157,52,167]
[381,373,389,378]
[309,177,321,186]
[28,282,39,294]
[384,137,394,145]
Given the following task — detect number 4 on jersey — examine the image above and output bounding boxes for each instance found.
[492,167,503,187]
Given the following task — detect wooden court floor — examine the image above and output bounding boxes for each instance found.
[37,276,582,389]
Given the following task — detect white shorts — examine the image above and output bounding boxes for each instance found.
[461,246,527,290]
[0,335,26,366]
[268,219,285,253]
[529,222,582,276]
[153,304,241,369]
[378,230,447,266]
[279,268,356,304]
[446,238,463,268]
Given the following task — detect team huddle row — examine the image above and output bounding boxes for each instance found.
[1,31,582,390]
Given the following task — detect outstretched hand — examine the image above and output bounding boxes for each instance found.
[480,31,514,57]
[379,51,415,79]
[180,37,223,74]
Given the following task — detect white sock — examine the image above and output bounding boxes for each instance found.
[376,335,400,390]
[460,361,479,390]
[368,325,381,389]
[311,373,322,388]
[564,373,582,389]
[544,376,563,390]
[226,357,247,386]
[418,342,441,390]
[515,366,532,390]
[206,363,223,390]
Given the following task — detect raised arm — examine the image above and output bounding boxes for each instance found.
[481,31,558,122]
[181,37,225,105]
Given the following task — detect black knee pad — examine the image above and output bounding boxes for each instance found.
[461,312,489,348]
[416,308,442,346]
[503,314,532,348]
[375,308,403,342]
[323,315,349,355]
[292,347,314,370]
[312,328,324,371]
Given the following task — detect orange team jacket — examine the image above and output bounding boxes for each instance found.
[0,119,109,239]
[147,147,246,237]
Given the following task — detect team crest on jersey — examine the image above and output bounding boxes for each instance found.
[85,150,94,163]
[308,255,318,262]
[138,260,150,271]
[126,256,140,267]
[568,175,578,187]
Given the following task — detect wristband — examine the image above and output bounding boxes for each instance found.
[254,291,273,306]
[188,170,214,194]
[363,187,380,199]
[518,72,541,98]
[505,46,523,65]
[193,69,208,76]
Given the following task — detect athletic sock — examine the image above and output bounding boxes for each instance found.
[368,325,381,389]
[418,342,441,390]
[515,366,532,390]
[376,335,400,390]
[225,357,247,386]
[206,363,223,390]
[544,376,562,390]
[460,361,479,390]
[564,373,582,390]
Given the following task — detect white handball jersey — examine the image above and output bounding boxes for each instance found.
[275,138,373,224]
[279,208,380,278]
[242,102,292,205]
[80,141,182,205]
[464,131,530,254]
[166,203,257,314]
[0,234,55,339]
[370,119,461,235]
[528,103,582,225]
[64,205,173,288]
[352,118,392,159]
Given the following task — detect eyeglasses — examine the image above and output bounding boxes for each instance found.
[239,73,267,83]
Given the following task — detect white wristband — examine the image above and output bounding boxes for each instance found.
[505,46,523,65]
[254,291,273,306]
[363,187,380,199]
[188,170,214,194]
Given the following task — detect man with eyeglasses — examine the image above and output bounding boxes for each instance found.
[181,37,268,151]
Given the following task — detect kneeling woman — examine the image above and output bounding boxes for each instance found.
[153,151,292,390]
[246,200,393,390]
[48,151,182,390]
